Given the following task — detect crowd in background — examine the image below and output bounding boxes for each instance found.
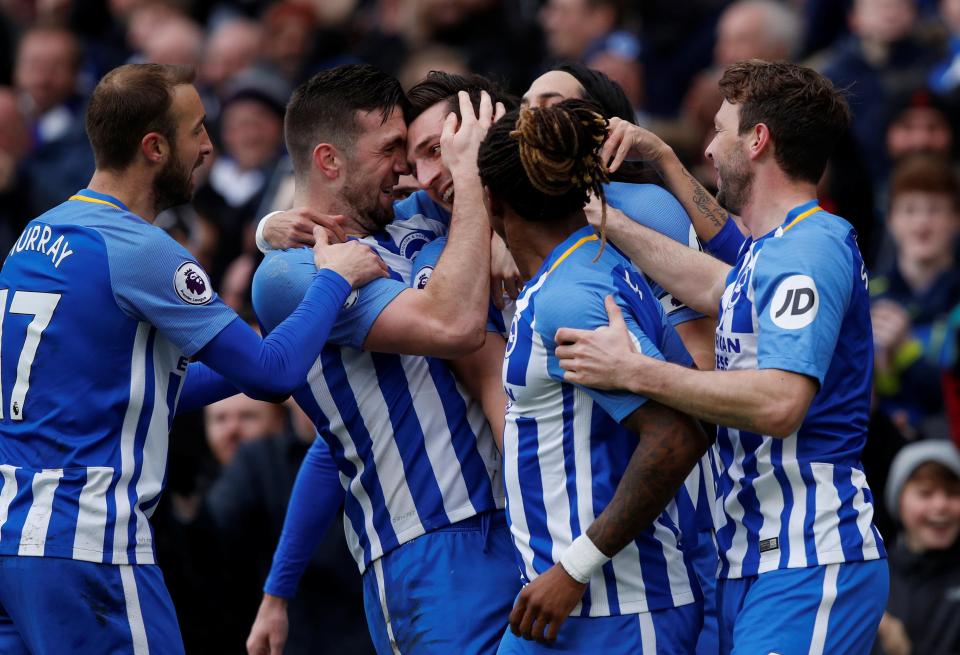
[1,0,959,653]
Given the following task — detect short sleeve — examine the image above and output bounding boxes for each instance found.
[252,248,406,349]
[704,217,747,265]
[104,222,236,356]
[534,283,664,422]
[411,236,508,335]
[605,182,706,326]
[753,231,853,385]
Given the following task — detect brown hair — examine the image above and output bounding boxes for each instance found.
[718,59,850,184]
[85,63,195,171]
[889,153,960,211]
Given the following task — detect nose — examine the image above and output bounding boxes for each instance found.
[200,126,214,157]
[416,159,440,188]
[395,152,411,176]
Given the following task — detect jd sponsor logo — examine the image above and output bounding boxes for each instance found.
[770,275,818,329]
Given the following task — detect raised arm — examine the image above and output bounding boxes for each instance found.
[556,297,818,437]
[603,117,737,243]
[599,208,731,317]
[197,236,387,400]
[363,91,501,358]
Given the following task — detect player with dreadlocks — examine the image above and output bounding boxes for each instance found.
[480,99,710,653]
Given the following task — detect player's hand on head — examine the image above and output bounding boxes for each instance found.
[509,563,586,643]
[555,296,638,390]
[312,227,388,287]
[601,118,668,174]
[440,90,498,178]
[264,208,348,249]
[246,594,289,655]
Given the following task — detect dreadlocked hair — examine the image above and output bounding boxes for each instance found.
[478,99,611,257]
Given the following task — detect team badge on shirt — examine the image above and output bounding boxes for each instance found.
[174,262,213,305]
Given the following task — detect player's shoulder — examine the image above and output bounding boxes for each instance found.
[393,189,449,224]
[254,247,315,291]
[764,211,854,266]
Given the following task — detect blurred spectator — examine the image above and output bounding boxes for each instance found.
[876,440,960,655]
[14,25,94,215]
[822,0,939,184]
[885,86,955,164]
[540,0,622,62]
[204,403,371,654]
[661,0,802,175]
[204,393,285,466]
[140,16,204,67]
[929,0,960,94]
[199,16,262,124]
[0,86,31,254]
[398,44,468,91]
[124,1,187,58]
[260,1,317,83]
[583,30,644,117]
[871,154,960,436]
[194,67,288,284]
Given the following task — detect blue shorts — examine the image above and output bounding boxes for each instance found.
[717,559,888,655]
[497,602,702,654]
[0,555,184,655]
[362,510,521,655]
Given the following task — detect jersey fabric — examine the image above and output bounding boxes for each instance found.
[716,558,888,655]
[0,189,235,566]
[502,225,699,617]
[605,181,705,326]
[0,557,183,654]
[252,190,504,574]
[712,200,885,579]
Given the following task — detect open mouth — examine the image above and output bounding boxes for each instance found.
[441,186,454,204]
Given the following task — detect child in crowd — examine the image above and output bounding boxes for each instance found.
[877,440,960,655]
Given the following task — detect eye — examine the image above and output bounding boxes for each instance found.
[431,143,441,156]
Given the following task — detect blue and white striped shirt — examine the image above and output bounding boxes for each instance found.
[0,190,236,565]
[253,191,504,573]
[502,225,700,617]
[713,201,885,579]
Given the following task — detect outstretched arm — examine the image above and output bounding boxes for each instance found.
[556,297,817,437]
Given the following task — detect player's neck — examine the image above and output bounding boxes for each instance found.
[294,187,369,238]
[740,171,818,239]
[87,169,159,223]
[505,210,589,281]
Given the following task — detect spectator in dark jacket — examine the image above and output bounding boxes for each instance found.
[876,440,960,655]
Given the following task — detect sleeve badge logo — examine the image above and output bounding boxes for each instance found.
[174,262,214,305]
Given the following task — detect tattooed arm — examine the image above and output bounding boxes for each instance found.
[602,117,742,240]
[508,397,709,643]
[585,401,709,554]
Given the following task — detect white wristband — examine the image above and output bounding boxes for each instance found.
[255,211,284,254]
[559,534,610,584]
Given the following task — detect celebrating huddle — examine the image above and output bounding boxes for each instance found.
[0,58,886,655]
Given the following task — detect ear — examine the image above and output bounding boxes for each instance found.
[141,132,167,164]
[483,185,504,219]
[312,143,342,180]
[748,122,772,161]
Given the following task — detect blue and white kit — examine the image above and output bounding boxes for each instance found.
[498,225,703,653]
[0,189,351,654]
[253,190,519,655]
[711,200,887,654]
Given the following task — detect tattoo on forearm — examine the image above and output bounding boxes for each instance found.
[682,167,726,229]
[586,402,709,557]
